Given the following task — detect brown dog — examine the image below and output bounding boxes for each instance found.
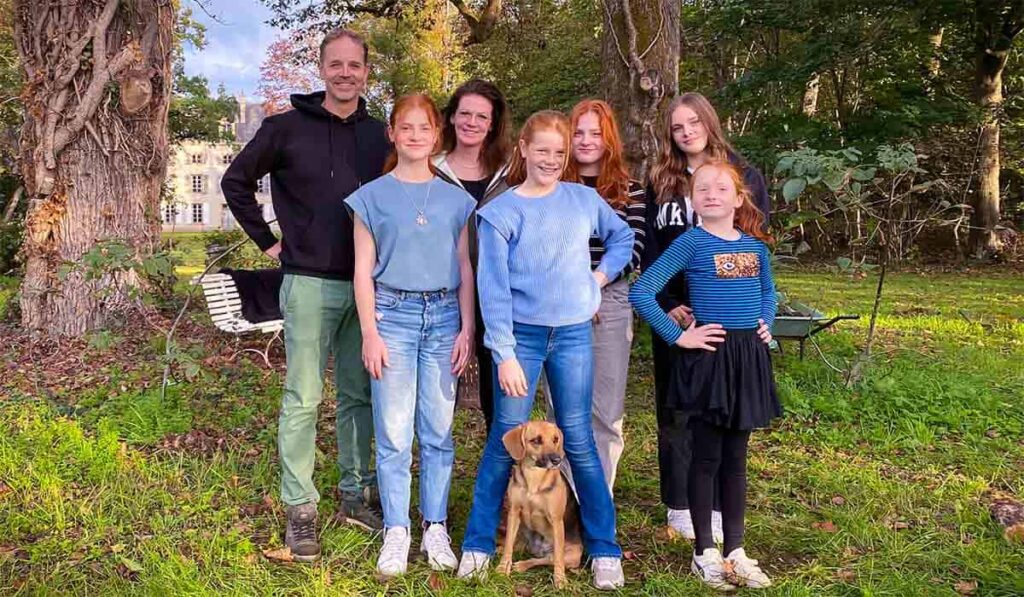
[497,420,583,588]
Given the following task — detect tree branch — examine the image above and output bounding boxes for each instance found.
[449,0,502,44]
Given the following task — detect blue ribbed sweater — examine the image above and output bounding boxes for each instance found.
[630,227,777,344]
[477,182,634,363]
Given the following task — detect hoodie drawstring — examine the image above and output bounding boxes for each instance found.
[327,117,334,179]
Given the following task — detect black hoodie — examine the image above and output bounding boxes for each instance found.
[222,92,390,280]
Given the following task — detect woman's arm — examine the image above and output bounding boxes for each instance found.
[352,216,389,379]
[629,235,695,344]
[451,223,475,375]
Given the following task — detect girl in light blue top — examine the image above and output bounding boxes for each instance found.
[458,110,633,591]
[347,94,476,578]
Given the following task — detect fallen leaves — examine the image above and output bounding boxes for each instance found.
[115,556,144,581]
[654,525,683,542]
[831,496,846,506]
[954,580,978,595]
[262,546,294,563]
[812,520,838,533]
[0,480,11,500]
[427,571,445,591]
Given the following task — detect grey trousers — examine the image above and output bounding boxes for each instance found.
[544,278,633,493]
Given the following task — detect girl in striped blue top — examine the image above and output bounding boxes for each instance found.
[630,161,780,591]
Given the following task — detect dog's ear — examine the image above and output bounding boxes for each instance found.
[502,425,526,461]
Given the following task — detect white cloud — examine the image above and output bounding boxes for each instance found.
[182,0,279,99]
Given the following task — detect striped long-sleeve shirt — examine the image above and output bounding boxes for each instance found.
[630,227,777,345]
[584,177,647,275]
[477,182,634,363]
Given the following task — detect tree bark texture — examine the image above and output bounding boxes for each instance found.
[599,0,680,180]
[14,0,174,336]
[970,1,1022,258]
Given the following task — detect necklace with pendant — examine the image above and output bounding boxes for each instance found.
[394,174,433,226]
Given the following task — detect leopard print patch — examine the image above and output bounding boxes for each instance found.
[714,252,760,278]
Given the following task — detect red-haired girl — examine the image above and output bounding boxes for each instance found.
[631,161,779,591]
[348,94,477,577]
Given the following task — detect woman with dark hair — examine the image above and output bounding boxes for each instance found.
[643,92,771,544]
[433,79,513,433]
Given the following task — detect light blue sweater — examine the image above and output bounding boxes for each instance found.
[477,182,635,363]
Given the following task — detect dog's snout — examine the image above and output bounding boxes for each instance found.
[537,453,562,468]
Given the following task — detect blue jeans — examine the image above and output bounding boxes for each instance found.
[462,321,622,558]
[371,285,460,528]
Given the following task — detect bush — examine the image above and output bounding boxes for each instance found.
[0,219,22,275]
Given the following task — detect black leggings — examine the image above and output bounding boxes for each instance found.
[688,418,751,555]
[653,334,720,510]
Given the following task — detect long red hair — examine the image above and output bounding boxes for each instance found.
[563,99,631,208]
[383,93,442,174]
[691,161,773,244]
[505,110,571,186]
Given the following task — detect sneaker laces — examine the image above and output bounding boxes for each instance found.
[423,524,451,553]
[292,514,316,543]
[593,557,619,572]
[381,527,409,559]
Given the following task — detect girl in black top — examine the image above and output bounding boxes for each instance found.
[643,91,771,542]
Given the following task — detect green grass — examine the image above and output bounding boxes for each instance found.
[2,269,1023,595]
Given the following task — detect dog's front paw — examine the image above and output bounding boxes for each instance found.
[496,559,513,576]
[554,570,567,588]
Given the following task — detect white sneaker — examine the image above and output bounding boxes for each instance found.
[591,557,625,590]
[456,550,490,580]
[712,510,724,544]
[691,547,737,592]
[667,508,696,540]
[421,523,458,571]
[376,526,410,577]
[725,547,772,588]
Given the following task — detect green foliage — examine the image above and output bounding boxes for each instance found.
[59,240,180,303]
[201,230,278,271]
[168,70,239,143]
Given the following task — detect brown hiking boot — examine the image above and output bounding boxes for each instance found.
[285,503,321,563]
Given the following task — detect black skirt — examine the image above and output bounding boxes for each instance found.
[669,328,782,430]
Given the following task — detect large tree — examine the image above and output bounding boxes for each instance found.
[599,0,680,177]
[14,0,174,336]
[971,0,1023,258]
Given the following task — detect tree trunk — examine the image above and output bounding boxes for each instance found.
[599,0,680,179]
[14,0,174,337]
[969,2,1022,259]
[801,72,820,117]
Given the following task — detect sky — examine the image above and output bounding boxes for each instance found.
[182,0,280,100]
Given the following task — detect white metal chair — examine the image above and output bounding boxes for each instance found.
[192,272,283,365]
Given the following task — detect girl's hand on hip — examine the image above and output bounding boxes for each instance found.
[675,321,726,351]
[757,319,773,344]
[362,333,390,380]
[498,358,529,398]
[667,304,694,326]
[592,271,608,289]
[451,328,475,376]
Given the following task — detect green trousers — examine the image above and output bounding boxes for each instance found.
[278,274,374,505]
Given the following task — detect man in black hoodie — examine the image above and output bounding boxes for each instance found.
[222,28,390,562]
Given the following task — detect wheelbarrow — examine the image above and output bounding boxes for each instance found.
[772,302,859,360]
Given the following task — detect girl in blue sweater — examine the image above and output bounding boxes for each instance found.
[457,110,634,590]
[630,161,779,591]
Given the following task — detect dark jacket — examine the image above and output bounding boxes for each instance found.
[432,152,510,267]
[642,152,771,311]
[222,93,390,280]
